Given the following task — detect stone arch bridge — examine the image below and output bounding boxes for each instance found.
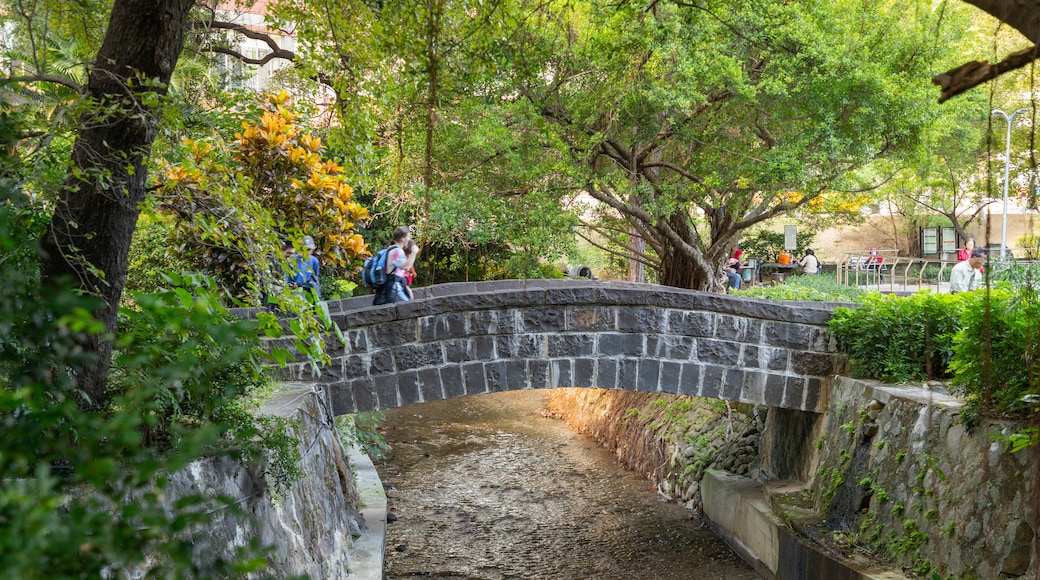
[264,280,848,417]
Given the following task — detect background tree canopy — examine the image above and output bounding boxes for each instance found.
[332,0,964,289]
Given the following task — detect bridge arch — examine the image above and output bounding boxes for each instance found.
[267,280,847,416]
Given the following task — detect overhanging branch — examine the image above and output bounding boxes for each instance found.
[3,73,84,94]
[191,20,297,66]
[933,45,1040,103]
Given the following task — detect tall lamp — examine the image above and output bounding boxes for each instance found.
[992,107,1029,259]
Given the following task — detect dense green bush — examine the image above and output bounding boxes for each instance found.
[950,288,1040,421]
[918,265,941,283]
[988,256,1040,291]
[829,286,1040,428]
[0,200,298,576]
[828,291,966,383]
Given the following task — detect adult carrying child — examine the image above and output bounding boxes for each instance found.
[371,226,420,305]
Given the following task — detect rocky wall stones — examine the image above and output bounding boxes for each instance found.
[543,388,763,514]
[162,386,362,578]
[811,377,1039,578]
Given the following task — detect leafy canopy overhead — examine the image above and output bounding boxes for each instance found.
[423,0,958,288]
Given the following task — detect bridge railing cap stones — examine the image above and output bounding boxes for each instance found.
[230,280,851,332]
[319,280,845,327]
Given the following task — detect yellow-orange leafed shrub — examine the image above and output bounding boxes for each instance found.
[234,92,369,270]
[156,92,370,300]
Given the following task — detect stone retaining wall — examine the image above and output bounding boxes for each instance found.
[163,385,364,578]
[543,388,761,511]
[809,378,1040,578]
[544,379,1040,579]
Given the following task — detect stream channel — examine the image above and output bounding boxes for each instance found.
[376,389,760,579]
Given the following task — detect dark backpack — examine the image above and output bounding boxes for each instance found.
[361,247,391,289]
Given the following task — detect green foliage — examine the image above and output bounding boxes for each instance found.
[999,427,1040,454]
[124,212,195,299]
[830,284,1040,438]
[987,255,1040,291]
[918,265,942,283]
[356,182,579,286]
[829,291,966,383]
[649,396,697,434]
[112,272,302,492]
[1018,234,1040,260]
[734,273,865,302]
[950,288,1040,421]
[872,485,890,503]
[295,0,964,291]
[817,465,844,505]
[156,93,369,301]
[338,412,390,461]
[324,278,359,301]
[0,200,294,575]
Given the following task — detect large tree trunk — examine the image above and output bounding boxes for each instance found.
[658,246,698,288]
[657,214,721,291]
[39,0,196,409]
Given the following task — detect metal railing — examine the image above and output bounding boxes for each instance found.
[835,248,1040,293]
[836,252,950,293]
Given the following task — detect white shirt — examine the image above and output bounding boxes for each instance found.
[949,260,980,293]
[799,254,819,274]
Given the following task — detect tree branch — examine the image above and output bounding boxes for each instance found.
[206,46,287,67]
[3,74,84,94]
[575,220,660,269]
[961,0,1040,45]
[191,20,297,65]
[933,45,1040,103]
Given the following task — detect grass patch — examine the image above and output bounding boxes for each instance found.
[733,274,866,303]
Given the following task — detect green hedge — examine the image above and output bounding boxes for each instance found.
[950,289,1040,418]
[828,291,965,384]
[828,288,1040,422]
[733,273,865,303]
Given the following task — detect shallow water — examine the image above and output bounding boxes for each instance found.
[377,390,760,580]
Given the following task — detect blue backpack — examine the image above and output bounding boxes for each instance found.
[361,247,391,289]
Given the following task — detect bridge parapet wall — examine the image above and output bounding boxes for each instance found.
[265,280,847,415]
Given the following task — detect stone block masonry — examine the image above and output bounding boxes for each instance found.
[259,280,849,415]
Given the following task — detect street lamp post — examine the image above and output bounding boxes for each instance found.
[992,107,1029,259]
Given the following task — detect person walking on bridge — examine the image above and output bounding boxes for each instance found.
[374,226,420,305]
